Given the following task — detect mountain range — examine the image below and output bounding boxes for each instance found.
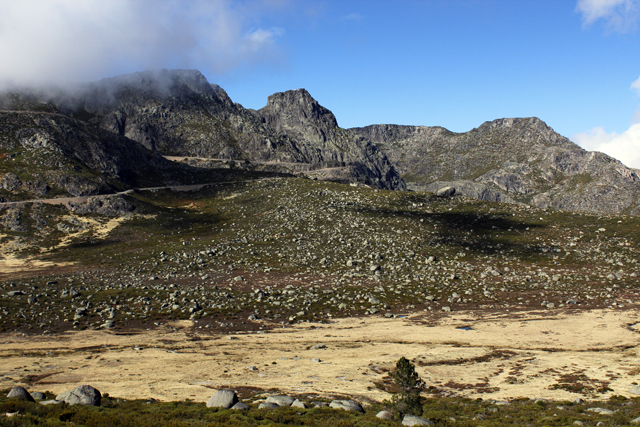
[1,69,639,215]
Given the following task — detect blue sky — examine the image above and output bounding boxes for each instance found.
[2,0,640,167]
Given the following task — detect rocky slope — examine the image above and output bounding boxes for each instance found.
[0,109,175,201]
[33,69,404,190]
[353,118,640,215]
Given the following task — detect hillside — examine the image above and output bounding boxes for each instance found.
[353,118,640,215]
[0,108,177,202]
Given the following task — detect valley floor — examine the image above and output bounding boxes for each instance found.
[1,308,639,404]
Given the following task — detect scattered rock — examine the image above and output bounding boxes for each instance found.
[309,344,327,350]
[266,395,295,407]
[30,392,46,401]
[55,385,101,406]
[436,186,456,197]
[291,399,306,409]
[402,414,434,426]
[259,402,279,410]
[7,386,35,402]
[329,399,364,413]
[206,390,238,409]
[231,402,250,411]
[376,410,394,420]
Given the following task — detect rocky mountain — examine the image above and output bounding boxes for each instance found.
[0,108,176,201]
[353,118,640,215]
[30,69,404,190]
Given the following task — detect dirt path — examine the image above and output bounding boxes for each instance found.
[1,309,638,403]
[0,178,282,208]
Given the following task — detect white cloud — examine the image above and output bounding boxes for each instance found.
[0,0,285,86]
[631,75,640,94]
[572,124,640,169]
[576,0,640,32]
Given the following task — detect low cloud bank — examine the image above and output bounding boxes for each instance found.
[572,124,640,169]
[0,0,284,87]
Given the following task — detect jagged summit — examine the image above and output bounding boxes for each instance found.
[0,70,405,191]
[260,89,339,135]
[3,68,640,213]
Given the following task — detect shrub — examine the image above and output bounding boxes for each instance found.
[392,356,425,419]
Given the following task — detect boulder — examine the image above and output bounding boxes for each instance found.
[259,402,279,410]
[231,402,250,411]
[291,399,306,409]
[435,186,456,197]
[7,386,35,402]
[30,392,46,400]
[329,399,364,413]
[402,414,434,426]
[206,389,238,409]
[376,410,394,420]
[629,385,640,394]
[56,385,101,406]
[266,395,295,406]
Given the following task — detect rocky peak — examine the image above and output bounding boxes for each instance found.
[94,69,214,97]
[259,89,339,143]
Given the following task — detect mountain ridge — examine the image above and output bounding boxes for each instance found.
[41,69,406,191]
[352,117,640,215]
[2,68,640,214]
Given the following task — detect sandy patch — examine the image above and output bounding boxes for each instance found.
[0,214,138,277]
[52,214,131,251]
[1,309,639,403]
[0,254,75,275]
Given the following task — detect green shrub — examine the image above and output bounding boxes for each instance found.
[392,356,425,419]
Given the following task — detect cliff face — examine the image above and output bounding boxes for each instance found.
[353,118,640,215]
[43,70,404,190]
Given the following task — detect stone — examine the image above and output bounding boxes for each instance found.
[630,416,640,424]
[206,390,238,409]
[573,421,585,426]
[376,410,394,420]
[7,386,35,402]
[310,344,327,350]
[329,399,364,413]
[259,402,279,410]
[7,290,25,296]
[30,392,46,400]
[56,385,101,406]
[231,402,250,411]
[629,385,640,394]
[266,395,295,406]
[435,186,456,197]
[39,400,62,405]
[402,414,434,426]
[291,399,306,409]
[102,320,115,328]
